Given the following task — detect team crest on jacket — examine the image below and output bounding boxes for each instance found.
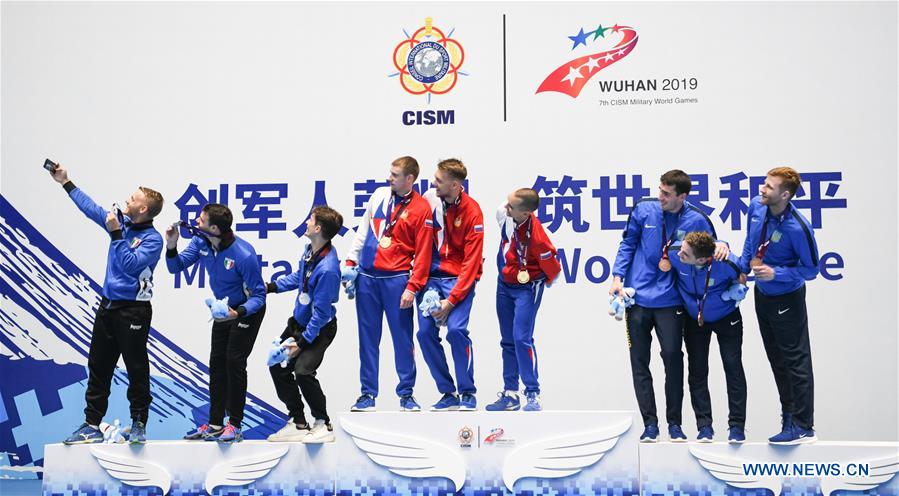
[224,258,235,270]
[129,238,142,249]
[771,230,782,243]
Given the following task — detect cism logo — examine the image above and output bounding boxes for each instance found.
[402,109,455,126]
[391,17,465,126]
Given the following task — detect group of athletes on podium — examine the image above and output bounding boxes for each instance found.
[47,157,818,446]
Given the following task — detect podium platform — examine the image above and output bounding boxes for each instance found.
[40,412,898,495]
[639,441,899,496]
[42,411,640,495]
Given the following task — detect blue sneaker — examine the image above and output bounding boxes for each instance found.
[430,393,460,411]
[697,425,714,443]
[522,392,542,412]
[63,423,103,445]
[216,423,243,443]
[128,421,147,444]
[459,393,477,411]
[399,395,421,412]
[640,424,659,443]
[767,412,796,444]
[485,391,521,411]
[668,424,687,442]
[728,426,746,444]
[769,424,817,445]
[184,423,224,441]
[351,394,376,412]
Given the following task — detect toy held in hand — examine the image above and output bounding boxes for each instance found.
[418,288,445,327]
[266,337,297,368]
[341,265,359,299]
[721,282,748,306]
[608,287,636,321]
[204,296,231,320]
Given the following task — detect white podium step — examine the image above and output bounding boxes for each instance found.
[42,439,337,495]
[639,441,899,496]
[335,410,639,494]
[41,411,641,495]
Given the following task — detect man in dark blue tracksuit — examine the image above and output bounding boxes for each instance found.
[610,170,725,443]
[50,164,164,445]
[670,232,748,444]
[166,203,266,443]
[740,167,819,445]
[266,206,343,444]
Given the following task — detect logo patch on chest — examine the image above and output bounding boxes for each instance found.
[224,258,235,270]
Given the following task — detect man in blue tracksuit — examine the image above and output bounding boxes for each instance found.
[266,206,343,444]
[670,232,748,444]
[50,164,164,445]
[609,170,726,443]
[740,167,819,445]
[166,203,266,443]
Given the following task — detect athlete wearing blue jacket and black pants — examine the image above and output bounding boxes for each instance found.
[610,170,722,443]
[266,207,343,444]
[50,165,165,445]
[166,204,266,443]
[741,168,819,445]
[670,232,748,443]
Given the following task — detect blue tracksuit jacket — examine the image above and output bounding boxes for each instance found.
[613,199,717,308]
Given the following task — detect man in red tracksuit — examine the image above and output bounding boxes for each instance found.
[417,158,484,411]
[487,188,561,412]
[346,156,433,412]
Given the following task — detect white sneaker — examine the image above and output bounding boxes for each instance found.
[267,422,309,442]
[302,419,335,444]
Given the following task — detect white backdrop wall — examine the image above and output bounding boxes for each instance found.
[2,1,896,442]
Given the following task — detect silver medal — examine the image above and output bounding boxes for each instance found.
[299,292,311,305]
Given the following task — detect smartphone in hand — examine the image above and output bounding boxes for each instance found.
[43,159,58,172]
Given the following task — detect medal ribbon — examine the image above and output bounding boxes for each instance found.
[660,208,685,261]
[696,261,714,325]
[441,194,462,257]
[382,191,413,240]
[302,242,331,294]
[755,209,788,262]
[179,220,213,247]
[513,216,532,273]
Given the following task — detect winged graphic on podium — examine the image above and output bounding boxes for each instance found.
[340,417,468,491]
[90,447,172,494]
[341,416,632,492]
[90,445,289,495]
[690,447,899,496]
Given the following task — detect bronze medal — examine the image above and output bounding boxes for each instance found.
[453,217,462,227]
[379,236,392,249]
[658,258,672,272]
[750,257,762,268]
[517,270,530,284]
[697,313,704,326]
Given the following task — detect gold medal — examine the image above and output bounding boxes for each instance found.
[750,257,762,268]
[453,217,462,227]
[379,236,392,249]
[658,258,672,272]
[400,210,409,220]
[517,270,531,284]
